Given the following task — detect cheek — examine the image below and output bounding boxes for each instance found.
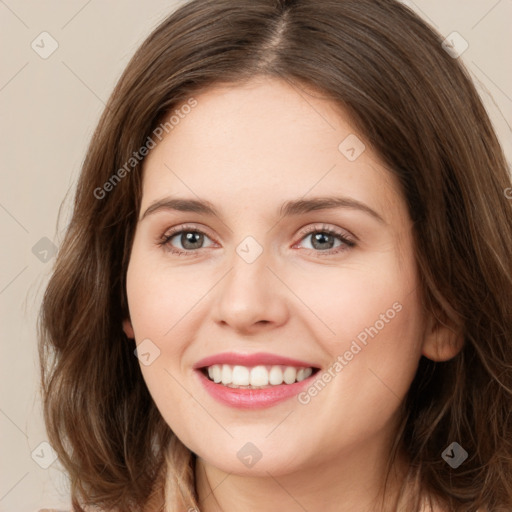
[290,250,421,356]
[125,249,202,341]
[340,294,423,396]
[293,250,424,413]
[313,283,422,409]
[293,286,423,458]
[125,251,202,429]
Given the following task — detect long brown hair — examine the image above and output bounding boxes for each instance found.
[38,0,512,510]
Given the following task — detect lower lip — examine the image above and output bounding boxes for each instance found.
[196,369,317,409]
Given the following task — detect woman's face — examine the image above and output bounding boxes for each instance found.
[124,76,431,477]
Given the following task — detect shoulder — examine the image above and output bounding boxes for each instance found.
[417,498,450,512]
[37,509,109,512]
[421,504,487,512]
[38,509,107,512]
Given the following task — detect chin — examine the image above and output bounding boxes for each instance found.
[194,440,309,478]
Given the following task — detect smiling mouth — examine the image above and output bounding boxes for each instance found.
[200,364,320,389]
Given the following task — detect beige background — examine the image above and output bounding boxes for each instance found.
[0,0,511,510]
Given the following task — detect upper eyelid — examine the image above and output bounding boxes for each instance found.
[296,223,356,241]
[162,223,216,240]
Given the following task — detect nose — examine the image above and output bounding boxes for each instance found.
[211,244,290,335]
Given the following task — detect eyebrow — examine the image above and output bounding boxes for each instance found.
[140,196,386,224]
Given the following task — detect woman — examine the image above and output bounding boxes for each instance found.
[38,0,512,510]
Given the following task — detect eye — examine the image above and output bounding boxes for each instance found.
[294,224,356,255]
[158,223,356,257]
[158,224,216,256]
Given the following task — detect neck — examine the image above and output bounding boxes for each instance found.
[193,434,410,512]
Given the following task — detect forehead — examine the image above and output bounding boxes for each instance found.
[140,77,404,223]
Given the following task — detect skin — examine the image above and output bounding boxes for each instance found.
[123,76,461,512]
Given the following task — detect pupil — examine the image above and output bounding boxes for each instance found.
[182,231,203,249]
[312,232,333,250]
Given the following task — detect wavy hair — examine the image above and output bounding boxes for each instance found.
[38,0,512,510]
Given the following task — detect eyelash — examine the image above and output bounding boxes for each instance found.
[158,223,356,257]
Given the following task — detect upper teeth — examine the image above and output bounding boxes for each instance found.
[206,364,313,387]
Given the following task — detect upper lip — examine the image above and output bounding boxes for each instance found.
[193,352,319,369]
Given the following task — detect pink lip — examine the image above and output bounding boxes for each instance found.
[193,352,317,369]
[193,352,320,409]
[195,370,318,409]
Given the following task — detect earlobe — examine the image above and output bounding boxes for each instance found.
[123,318,135,339]
[421,310,464,362]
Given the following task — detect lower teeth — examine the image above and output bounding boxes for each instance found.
[224,383,274,389]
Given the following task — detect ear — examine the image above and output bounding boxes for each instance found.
[123,318,135,339]
[421,309,464,362]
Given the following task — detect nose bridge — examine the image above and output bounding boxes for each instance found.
[212,233,289,331]
[224,235,272,302]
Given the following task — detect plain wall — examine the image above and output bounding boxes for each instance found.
[0,0,511,510]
